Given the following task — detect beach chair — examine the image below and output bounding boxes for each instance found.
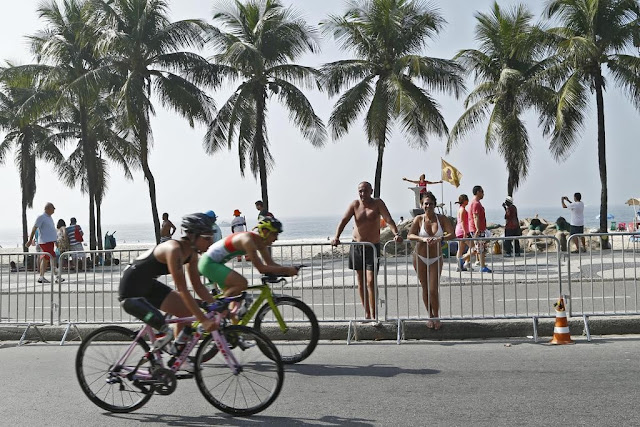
[627,233,640,249]
[617,222,626,231]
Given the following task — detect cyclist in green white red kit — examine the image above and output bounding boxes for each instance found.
[198,217,299,296]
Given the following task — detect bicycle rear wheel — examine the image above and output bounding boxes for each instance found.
[254,296,319,364]
[194,325,284,416]
[75,325,153,413]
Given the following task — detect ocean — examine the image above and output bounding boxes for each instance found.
[0,204,636,248]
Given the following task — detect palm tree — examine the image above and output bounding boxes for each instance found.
[25,0,107,249]
[544,0,640,232]
[321,0,464,197]
[204,0,326,211]
[0,76,65,254]
[90,0,216,243]
[447,3,554,196]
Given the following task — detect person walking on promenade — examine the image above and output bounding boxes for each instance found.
[503,196,521,257]
[66,217,85,270]
[562,193,586,252]
[402,174,442,200]
[468,186,492,273]
[407,192,455,330]
[160,213,176,243]
[331,181,403,323]
[255,200,272,221]
[26,202,63,283]
[56,219,70,269]
[231,209,247,233]
[454,194,472,271]
[205,210,223,243]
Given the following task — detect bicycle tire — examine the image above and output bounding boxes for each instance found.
[75,325,153,413]
[194,325,284,416]
[254,296,319,364]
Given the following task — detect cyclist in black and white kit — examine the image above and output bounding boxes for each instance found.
[118,213,218,334]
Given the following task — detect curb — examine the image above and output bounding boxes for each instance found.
[2,316,640,344]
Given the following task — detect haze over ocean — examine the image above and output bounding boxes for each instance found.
[1,204,635,248]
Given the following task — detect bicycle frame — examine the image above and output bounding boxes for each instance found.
[237,284,288,332]
[111,311,241,382]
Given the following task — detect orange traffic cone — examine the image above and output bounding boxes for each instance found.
[550,296,573,344]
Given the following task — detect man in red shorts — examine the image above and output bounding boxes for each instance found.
[27,202,63,283]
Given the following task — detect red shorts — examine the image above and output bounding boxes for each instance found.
[40,242,55,260]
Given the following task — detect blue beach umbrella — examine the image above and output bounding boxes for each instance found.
[595,213,615,220]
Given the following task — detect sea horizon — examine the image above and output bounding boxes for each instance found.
[0,204,636,248]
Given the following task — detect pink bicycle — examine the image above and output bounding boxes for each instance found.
[75,293,284,416]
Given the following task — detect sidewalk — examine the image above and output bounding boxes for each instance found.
[2,315,640,344]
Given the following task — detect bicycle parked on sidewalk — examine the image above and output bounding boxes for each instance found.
[210,266,319,364]
[75,293,284,416]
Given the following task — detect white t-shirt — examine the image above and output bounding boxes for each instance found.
[34,213,57,243]
[212,223,223,243]
[231,216,247,233]
[567,201,585,226]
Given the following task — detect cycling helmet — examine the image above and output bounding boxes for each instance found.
[204,210,216,219]
[181,213,213,236]
[255,216,283,237]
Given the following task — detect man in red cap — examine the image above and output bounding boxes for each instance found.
[230,209,247,261]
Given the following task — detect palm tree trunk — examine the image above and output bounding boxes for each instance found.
[21,198,29,254]
[96,196,103,251]
[595,72,608,235]
[140,136,161,243]
[373,141,385,198]
[255,91,269,210]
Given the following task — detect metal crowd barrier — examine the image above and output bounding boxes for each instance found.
[3,232,640,343]
[567,232,640,338]
[382,235,563,341]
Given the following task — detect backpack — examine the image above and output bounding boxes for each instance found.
[74,225,83,243]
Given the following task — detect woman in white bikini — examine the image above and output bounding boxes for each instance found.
[407,192,455,330]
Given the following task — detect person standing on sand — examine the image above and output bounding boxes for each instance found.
[331,181,402,324]
[255,200,272,221]
[468,185,492,273]
[26,202,64,283]
[562,193,586,252]
[160,213,176,243]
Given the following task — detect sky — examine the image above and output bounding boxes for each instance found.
[0,0,637,234]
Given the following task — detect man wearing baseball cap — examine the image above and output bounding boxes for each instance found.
[231,209,247,233]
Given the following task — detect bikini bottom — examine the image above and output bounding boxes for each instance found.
[416,253,442,267]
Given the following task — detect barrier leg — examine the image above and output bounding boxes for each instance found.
[19,323,47,346]
[347,320,358,345]
[532,317,538,343]
[583,315,591,342]
[396,319,405,345]
[60,322,82,345]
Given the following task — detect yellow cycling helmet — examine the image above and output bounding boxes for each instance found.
[255,217,283,237]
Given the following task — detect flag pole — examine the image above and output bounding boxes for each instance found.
[440,158,444,214]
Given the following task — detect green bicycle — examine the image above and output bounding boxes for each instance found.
[211,268,319,364]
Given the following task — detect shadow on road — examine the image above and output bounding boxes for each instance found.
[105,412,375,426]
[288,363,439,377]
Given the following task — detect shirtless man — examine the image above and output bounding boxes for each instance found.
[331,182,402,322]
[160,213,176,243]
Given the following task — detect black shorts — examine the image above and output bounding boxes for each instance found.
[118,266,172,309]
[570,225,584,235]
[348,243,381,271]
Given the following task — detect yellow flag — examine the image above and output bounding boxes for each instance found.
[441,158,462,188]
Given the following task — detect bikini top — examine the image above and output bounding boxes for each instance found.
[419,214,444,238]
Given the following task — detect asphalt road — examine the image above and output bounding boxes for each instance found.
[1,336,640,426]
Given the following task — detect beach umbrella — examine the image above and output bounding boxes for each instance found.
[596,213,615,220]
[626,198,640,206]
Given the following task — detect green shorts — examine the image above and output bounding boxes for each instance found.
[198,255,233,289]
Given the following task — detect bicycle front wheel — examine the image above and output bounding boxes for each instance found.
[75,325,153,413]
[254,296,319,364]
[194,325,284,416]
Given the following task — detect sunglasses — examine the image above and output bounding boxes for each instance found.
[200,234,214,239]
